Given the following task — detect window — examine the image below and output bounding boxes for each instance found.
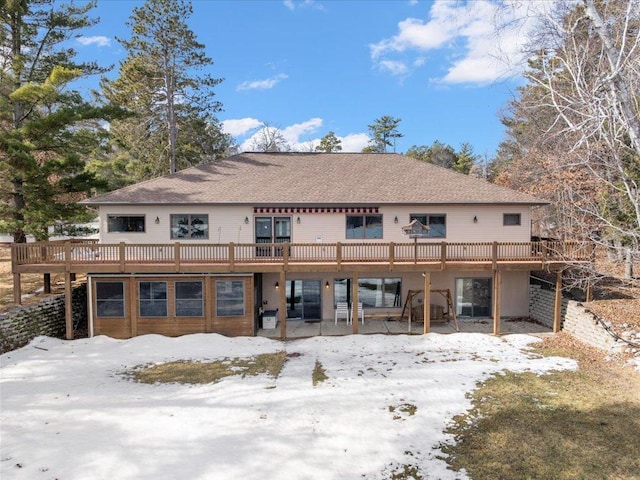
[503,213,521,226]
[346,214,383,239]
[171,214,209,239]
[107,215,145,233]
[410,214,446,238]
[96,282,124,317]
[139,281,167,317]
[334,277,402,308]
[175,281,204,317]
[216,280,245,317]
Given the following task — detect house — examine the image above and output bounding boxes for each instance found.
[11,152,591,339]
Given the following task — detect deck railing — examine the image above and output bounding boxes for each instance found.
[12,240,594,270]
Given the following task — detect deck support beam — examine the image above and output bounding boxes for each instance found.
[64,272,73,340]
[553,270,563,333]
[352,271,359,334]
[279,270,286,340]
[423,272,430,334]
[13,273,22,305]
[493,269,501,336]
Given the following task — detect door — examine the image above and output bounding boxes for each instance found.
[255,217,291,256]
[455,278,492,317]
[286,280,321,321]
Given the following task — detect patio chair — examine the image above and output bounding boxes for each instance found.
[334,302,350,325]
[356,302,365,325]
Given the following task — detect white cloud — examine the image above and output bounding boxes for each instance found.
[76,36,111,47]
[338,133,370,152]
[281,118,323,145]
[283,0,324,11]
[221,118,263,137]
[378,60,409,77]
[237,73,288,91]
[370,0,554,85]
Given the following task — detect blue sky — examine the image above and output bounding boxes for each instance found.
[75,0,548,158]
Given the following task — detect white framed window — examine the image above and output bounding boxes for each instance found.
[503,213,521,226]
[410,214,446,238]
[170,214,209,239]
[346,214,383,239]
[107,215,145,233]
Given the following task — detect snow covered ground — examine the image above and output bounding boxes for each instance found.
[1,333,576,480]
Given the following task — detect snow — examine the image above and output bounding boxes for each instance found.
[1,333,577,480]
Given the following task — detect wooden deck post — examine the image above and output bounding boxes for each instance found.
[279,270,286,340]
[553,270,563,333]
[423,272,430,334]
[585,280,593,303]
[44,273,51,294]
[352,271,359,334]
[389,242,394,271]
[493,270,501,336]
[64,272,73,340]
[13,273,22,305]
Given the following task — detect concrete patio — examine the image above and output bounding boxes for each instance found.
[257,318,553,339]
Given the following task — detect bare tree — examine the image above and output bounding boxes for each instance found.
[498,0,639,284]
[249,123,290,152]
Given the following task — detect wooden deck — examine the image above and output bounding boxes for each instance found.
[12,240,592,275]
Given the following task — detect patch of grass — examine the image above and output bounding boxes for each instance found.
[128,351,287,385]
[312,359,328,386]
[442,333,640,480]
[388,403,417,420]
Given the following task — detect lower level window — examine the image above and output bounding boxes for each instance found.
[175,281,204,317]
[139,281,168,317]
[96,282,124,317]
[216,280,245,317]
[334,277,402,308]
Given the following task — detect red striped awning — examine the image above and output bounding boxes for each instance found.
[253,207,379,214]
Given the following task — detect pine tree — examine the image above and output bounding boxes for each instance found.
[100,0,231,180]
[0,0,120,242]
[364,115,403,153]
[315,131,342,153]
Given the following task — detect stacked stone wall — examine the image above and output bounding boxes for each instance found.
[0,284,87,354]
[528,284,568,328]
[529,283,639,363]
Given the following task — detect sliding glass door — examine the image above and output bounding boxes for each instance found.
[286,280,321,320]
[455,278,492,317]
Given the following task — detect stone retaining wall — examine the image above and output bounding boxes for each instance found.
[529,284,639,362]
[0,284,87,354]
[528,284,568,328]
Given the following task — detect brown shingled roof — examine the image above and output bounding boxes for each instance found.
[82,152,547,206]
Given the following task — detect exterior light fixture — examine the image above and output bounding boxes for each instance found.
[394,216,399,224]
[275,281,279,289]
[244,216,249,224]
[155,216,160,224]
[473,216,478,223]
[325,281,330,289]
[297,216,301,224]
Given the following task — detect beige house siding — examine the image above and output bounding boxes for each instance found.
[98,204,531,245]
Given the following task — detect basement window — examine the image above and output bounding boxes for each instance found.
[503,213,521,226]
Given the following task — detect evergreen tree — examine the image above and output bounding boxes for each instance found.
[406,141,458,170]
[454,142,478,174]
[364,115,402,153]
[0,0,120,242]
[100,0,231,181]
[315,131,342,152]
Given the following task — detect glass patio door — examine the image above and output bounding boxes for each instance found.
[286,280,321,320]
[455,278,492,317]
[255,217,291,256]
